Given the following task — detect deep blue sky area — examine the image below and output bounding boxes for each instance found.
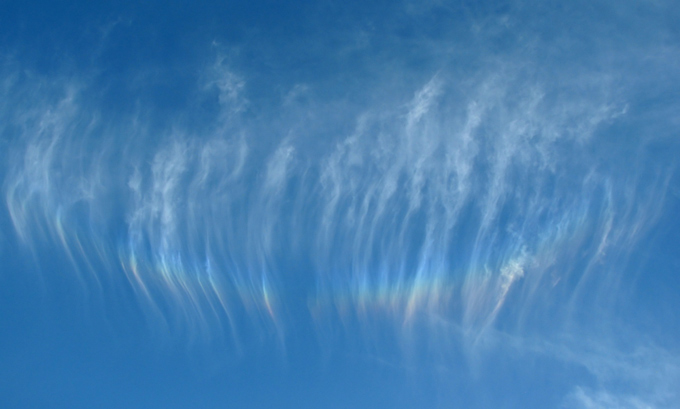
[1,1,680,408]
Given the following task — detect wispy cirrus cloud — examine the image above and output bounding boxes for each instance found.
[2,0,679,405]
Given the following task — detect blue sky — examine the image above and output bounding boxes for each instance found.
[1,1,680,408]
